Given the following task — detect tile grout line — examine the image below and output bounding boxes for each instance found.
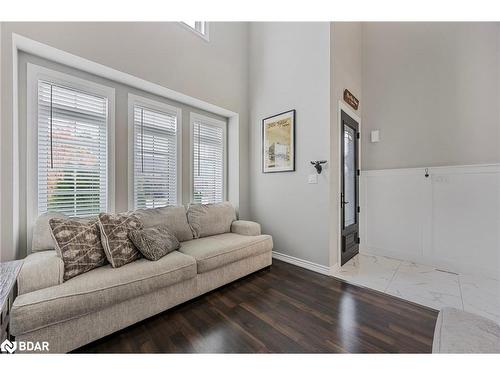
[384,260,403,293]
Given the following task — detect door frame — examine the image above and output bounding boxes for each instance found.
[337,101,361,268]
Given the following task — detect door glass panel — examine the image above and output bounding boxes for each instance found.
[344,124,356,227]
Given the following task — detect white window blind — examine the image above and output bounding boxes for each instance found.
[37,81,108,217]
[192,116,226,204]
[133,105,178,209]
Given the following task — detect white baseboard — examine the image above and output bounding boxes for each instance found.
[272,251,332,276]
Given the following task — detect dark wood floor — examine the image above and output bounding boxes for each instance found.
[75,260,438,353]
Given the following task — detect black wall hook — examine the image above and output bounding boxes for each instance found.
[311,160,327,174]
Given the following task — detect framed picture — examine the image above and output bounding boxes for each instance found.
[262,110,296,173]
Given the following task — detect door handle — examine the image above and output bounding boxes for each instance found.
[340,193,349,206]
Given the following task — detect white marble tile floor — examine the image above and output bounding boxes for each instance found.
[332,253,500,323]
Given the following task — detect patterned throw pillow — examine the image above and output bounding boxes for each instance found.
[98,213,143,268]
[49,218,108,281]
[128,225,180,261]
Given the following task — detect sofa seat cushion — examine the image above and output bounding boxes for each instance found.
[179,233,273,274]
[11,251,196,335]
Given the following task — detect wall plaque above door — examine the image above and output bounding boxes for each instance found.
[343,89,359,111]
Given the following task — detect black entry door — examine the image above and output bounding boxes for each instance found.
[340,110,360,266]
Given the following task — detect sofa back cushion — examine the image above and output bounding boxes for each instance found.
[32,212,68,252]
[134,206,193,242]
[187,202,236,238]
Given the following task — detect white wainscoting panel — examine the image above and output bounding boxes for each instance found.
[360,164,500,278]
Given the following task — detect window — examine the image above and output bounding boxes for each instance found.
[180,21,209,40]
[129,95,181,209]
[190,113,226,204]
[33,69,113,218]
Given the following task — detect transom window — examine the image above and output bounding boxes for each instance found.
[129,95,181,209]
[190,113,227,204]
[181,21,209,40]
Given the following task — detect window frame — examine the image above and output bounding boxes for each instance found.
[189,112,227,204]
[179,22,210,42]
[127,93,182,210]
[26,63,115,237]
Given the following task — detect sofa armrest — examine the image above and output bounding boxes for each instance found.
[230,220,261,236]
[18,251,64,295]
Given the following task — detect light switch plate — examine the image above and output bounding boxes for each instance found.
[371,130,380,143]
[308,174,318,184]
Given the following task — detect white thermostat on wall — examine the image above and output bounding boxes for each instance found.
[370,130,380,143]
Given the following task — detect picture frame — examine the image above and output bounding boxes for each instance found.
[262,109,296,173]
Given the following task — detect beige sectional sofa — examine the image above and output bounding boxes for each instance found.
[11,203,273,353]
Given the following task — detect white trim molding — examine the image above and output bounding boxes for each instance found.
[127,93,183,210]
[272,251,333,276]
[26,63,116,251]
[335,100,361,269]
[12,34,233,115]
[189,112,228,204]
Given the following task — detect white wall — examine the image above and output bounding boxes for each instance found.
[1,22,249,261]
[331,23,362,111]
[249,22,331,267]
[330,22,362,268]
[360,23,500,278]
[362,22,500,170]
